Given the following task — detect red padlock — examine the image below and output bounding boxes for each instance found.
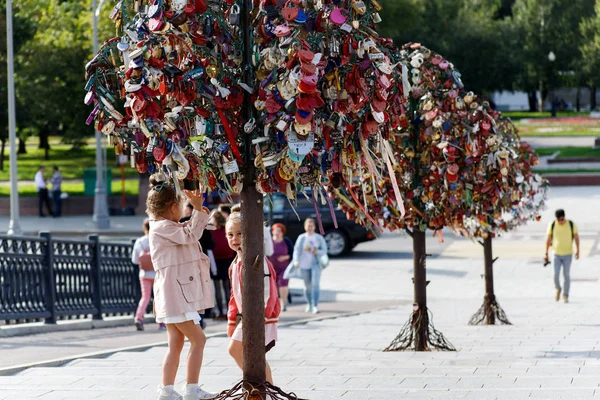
[282,1,299,22]
[195,0,207,14]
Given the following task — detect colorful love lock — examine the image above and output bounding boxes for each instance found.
[228,4,241,25]
[330,8,349,25]
[293,122,312,140]
[282,1,299,22]
[295,109,313,124]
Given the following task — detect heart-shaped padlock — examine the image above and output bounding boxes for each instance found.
[282,1,299,22]
[330,8,349,25]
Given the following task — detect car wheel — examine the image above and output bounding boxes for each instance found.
[325,230,350,257]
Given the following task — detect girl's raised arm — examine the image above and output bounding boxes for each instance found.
[154,210,210,245]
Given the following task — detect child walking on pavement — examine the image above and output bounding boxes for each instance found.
[131,218,165,331]
[225,206,281,384]
[146,174,215,400]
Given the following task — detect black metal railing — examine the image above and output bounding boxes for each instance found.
[100,241,140,314]
[0,233,143,325]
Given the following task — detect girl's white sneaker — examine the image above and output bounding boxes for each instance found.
[183,384,215,400]
[157,385,183,400]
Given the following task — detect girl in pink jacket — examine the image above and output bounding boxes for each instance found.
[146,174,214,400]
[225,206,281,384]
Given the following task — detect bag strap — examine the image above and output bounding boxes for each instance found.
[569,220,574,242]
[550,221,555,240]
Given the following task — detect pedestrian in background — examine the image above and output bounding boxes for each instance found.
[50,166,63,217]
[34,166,54,217]
[131,219,165,331]
[217,204,231,219]
[268,223,293,311]
[545,209,580,303]
[210,211,234,320]
[264,223,274,258]
[292,218,328,314]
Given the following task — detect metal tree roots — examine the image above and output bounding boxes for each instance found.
[210,380,307,400]
[384,307,456,352]
[384,229,455,352]
[468,294,512,326]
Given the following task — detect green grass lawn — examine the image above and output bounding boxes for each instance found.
[515,121,599,137]
[534,147,600,158]
[518,129,599,137]
[22,136,97,147]
[503,111,591,120]
[0,145,140,181]
[0,179,139,197]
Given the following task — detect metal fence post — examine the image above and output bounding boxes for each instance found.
[89,234,103,320]
[39,232,57,324]
[131,239,141,302]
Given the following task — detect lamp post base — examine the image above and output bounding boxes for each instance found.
[92,187,110,230]
[7,220,21,236]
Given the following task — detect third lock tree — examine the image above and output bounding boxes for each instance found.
[455,113,548,325]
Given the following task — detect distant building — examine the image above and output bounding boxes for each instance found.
[492,89,600,112]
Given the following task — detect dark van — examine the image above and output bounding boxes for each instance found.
[264,192,376,257]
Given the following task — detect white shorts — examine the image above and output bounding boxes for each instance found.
[156,311,201,325]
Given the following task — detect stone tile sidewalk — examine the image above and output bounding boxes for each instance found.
[2,185,600,399]
[4,295,600,400]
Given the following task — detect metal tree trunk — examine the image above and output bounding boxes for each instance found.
[468,237,510,326]
[413,229,428,351]
[240,177,267,388]
[240,0,266,390]
[483,236,496,325]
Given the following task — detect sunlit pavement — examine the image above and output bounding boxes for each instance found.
[2,186,600,399]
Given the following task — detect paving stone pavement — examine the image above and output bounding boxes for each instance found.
[4,296,600,400]
[2,186,600,399]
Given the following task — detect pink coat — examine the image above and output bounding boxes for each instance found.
[149,210,214,319]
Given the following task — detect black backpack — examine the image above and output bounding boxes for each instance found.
[550,220,574,242]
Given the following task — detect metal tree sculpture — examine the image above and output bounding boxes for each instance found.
[330,44,545,351]
[85,0,405,397]
[331,43,470,351]
[460,123,549,326]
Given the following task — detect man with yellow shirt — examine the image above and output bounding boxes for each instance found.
[545,209,580,303]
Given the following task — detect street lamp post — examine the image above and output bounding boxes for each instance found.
[6,0,21,235]
[548,51,557,118]
[91,0,110,229]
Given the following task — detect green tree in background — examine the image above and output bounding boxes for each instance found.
[379,0,596,110]
[512,0,596,111]
[1,0,116,161]
[0,0,36,166]
[380,0,522,97]
[580,0,600,110]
